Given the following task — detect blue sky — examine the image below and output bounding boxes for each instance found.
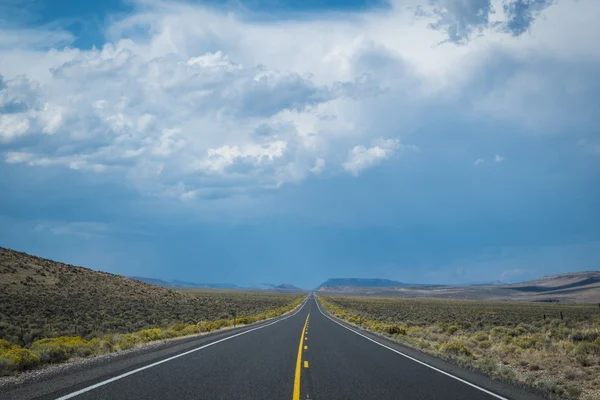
[1,0,599,288]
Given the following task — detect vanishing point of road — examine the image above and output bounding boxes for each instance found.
[1,296,544,400]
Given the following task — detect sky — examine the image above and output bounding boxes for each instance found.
[1,0,599,289]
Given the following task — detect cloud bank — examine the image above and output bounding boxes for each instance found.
[1,0,598,203]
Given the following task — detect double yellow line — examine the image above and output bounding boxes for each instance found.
[293,313,310,400]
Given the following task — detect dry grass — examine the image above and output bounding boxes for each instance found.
[0,247,303,375]
[320,295,600,399]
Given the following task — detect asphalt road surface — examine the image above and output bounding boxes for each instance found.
[1,295,544,400]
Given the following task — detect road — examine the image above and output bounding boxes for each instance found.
[1,295,544,400]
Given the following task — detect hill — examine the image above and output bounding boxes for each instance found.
[272,284,304,292]
[130,276,241,289]
[317,271,600,303]
[131,277,304,292]
[319,278,412,287]
[0,247,301,346]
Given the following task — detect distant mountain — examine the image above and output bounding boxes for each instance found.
[316,271,600,303]
[130,277,241,289]
[130,277,304,292]
[319,278,419,288]
[171,280,241,289]
[273,284,304,292]
[467,280,505,287]
[252,283,278,290]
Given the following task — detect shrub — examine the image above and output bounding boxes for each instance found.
[32,336,93,362]
[446,325,458,335]
[476,358,498,373]
[478,340,492,349]
[117,335,136,351]
[570,331,600,343]
[89,338,113,354]
[137,328,163,343]
[564,367,585,380]
[474,332,488,342]
[0,348,40,373]
[0,339,11,351]
[161,329,179,339]
[170,323,187,332]
[180,325,200,336]
[495,366,516,381]
[514,337,537,349]
[439,342,472,357]
[535,380,563,396]
[384,325,407,335]
[33,343,68,363]
[564,384,582,398]
[574,342,600,356]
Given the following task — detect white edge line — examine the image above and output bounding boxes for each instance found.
[314,296,509,400]
[55,298,309,400]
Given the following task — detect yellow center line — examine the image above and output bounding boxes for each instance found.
[293,312,310,400]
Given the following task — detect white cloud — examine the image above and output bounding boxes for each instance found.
[310,158,326,175]
[5,151,32,163]
[342,138,402,176]
[474,158,484,166]
[494,154,505,163]
[0,0,597,199]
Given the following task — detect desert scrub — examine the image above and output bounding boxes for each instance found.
[319,295,600,399]
[0,348,40,375]
[32,336,94,363]
[439,341,472,357]
[0,247,303,347]
[0,295,304,376]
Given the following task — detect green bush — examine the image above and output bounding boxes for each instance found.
[161,329,179,339]
[32,336,93,362]
[33,343,68,363]
[0,339,11,351]
[446,325,458,335]
[170,323,187,332]
[117,334,137,351]
[574,342,600,356]
[570,331,600,343]
[0,348,40,373]
[180,325,200,336]
[474,332,488,342]
[439,342,472,357]
[385,325,407,335]
[514,337,537,349]
[89,338,113,354]
[137,328,163,343]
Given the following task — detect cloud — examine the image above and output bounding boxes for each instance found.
[0,0,597,202]
[494,154,505,163]
[34,222,109,239]
[425,0,554,44]
[342,138,404,176]
[474,158,484,166]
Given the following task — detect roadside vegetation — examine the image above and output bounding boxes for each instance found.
[319,296,600,400]
[0,247,303,376]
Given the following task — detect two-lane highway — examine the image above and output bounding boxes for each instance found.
[1,296,544,400]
